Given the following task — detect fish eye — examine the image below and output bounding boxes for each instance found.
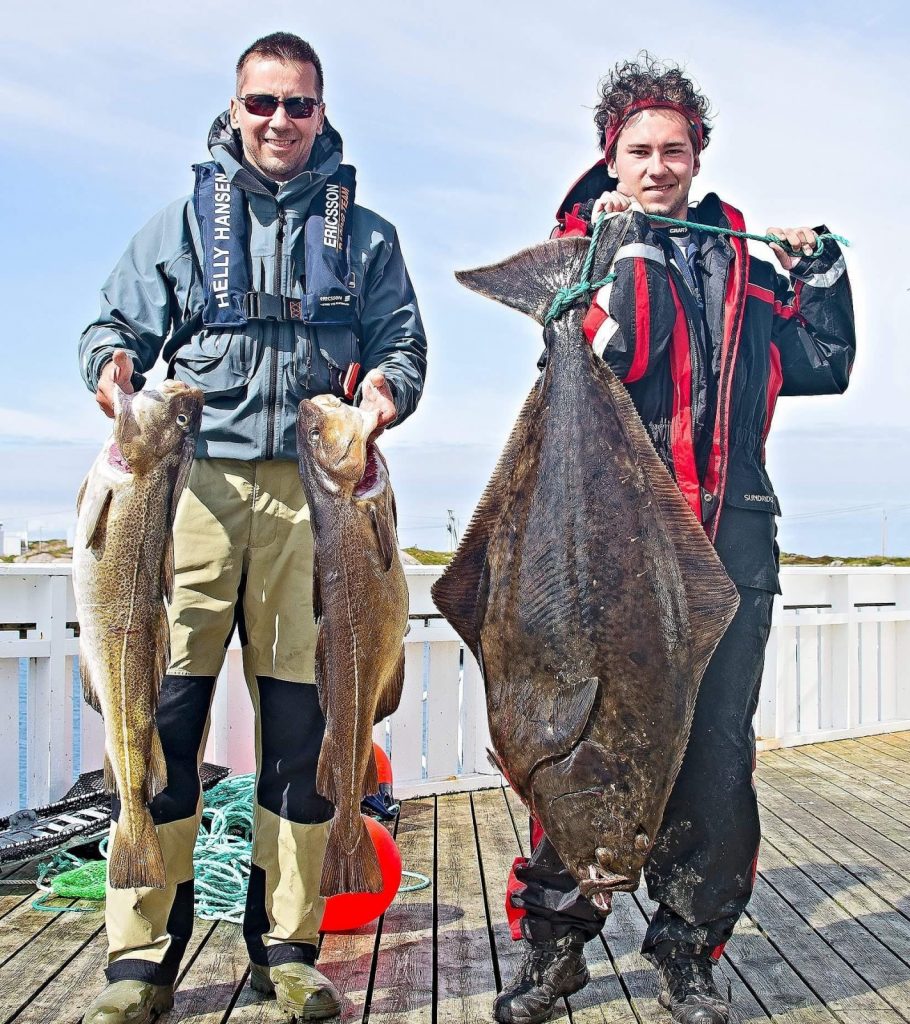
[176,413,189,427]
[308,428,320,445]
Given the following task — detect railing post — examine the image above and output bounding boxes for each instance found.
[28,572,71,807]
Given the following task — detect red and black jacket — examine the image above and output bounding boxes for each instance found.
[553,166,855,556]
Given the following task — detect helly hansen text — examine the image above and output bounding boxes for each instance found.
[213,174,231,308]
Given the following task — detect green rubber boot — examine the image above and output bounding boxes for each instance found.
[250,962,342,1021]
[81,980,174,1024]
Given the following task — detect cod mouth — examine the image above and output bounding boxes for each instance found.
[354,442,381,498]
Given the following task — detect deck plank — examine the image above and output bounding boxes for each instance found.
[5,735,910,1022]
[434,792,498,1024]
[367,798,435,1024]
[12,915,219,1024]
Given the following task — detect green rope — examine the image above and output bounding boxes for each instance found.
[399,870,431,893]
[29,773,427,919]
[545,213,617,324]
[641,214,850,258]
[544,210,851,327]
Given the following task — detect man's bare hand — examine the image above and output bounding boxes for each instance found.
[767,226,819,271]
[359,369,397,441]
[591,191,644,219]
[95,350,135,418]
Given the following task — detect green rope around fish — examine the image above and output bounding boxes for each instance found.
[31,773,429,915]
[545,213,617,324]
[544,211,852,326]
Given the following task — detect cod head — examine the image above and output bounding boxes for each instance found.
[297,395,380,499]
[113,380,204,477]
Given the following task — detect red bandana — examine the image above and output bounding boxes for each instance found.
[604,99,704,159]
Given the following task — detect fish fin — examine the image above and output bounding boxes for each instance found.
[161,437,195,602]
[363,749,379,797]
[80,656,102,715]
[144,728,168,801]
[456,237,590,324]
[370,499,398,574]
[314,627,328,715]
[320,816,384,896]
[76,474,88,513]
[161,534,175,603]
[551,677,600,747]
[81,485,113,551]
[316,736,336,804]
[108,807,166,889]
[432,383,542,652]
[600,368,740,681]
[374,649,405,723]
[312,553,323,623]
[103,753,116,795]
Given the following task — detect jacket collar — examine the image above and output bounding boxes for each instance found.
[206,110,345,208]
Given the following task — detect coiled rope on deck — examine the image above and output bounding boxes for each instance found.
[31,773,427,915]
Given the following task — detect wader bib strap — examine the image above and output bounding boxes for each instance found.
[192,162,358,329]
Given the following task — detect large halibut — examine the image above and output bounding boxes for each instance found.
[432,221,739,910]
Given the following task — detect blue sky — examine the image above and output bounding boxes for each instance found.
[1,0,908,554]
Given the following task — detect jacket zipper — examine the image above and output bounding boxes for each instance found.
[265,206,286,459]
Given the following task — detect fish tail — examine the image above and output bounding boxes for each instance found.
[320,815,383,896]
[144,727,168,801]
[108,806,167,890]
[316,737,337,803]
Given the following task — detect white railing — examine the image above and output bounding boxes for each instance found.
[3,563,910,815]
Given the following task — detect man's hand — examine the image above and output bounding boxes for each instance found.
[95,350,135,418]
[359,369,397,441]
[767,226,819,271]
[591,191,644,219]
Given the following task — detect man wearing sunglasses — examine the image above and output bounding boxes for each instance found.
[78,31,426,1024]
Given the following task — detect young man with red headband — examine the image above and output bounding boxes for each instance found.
[494,55,855,1024]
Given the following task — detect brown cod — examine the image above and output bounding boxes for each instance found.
[73,379,203,889]
[296,395,408,895]
[431,221,739,912]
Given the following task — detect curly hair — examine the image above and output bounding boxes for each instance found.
[594,52,713,155]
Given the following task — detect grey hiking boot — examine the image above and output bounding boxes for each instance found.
[250,962,341,1021]
[492,932,590,1024]
[81,980,174,1024]
[655,944,731,1024]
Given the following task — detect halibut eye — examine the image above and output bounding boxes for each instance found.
[308,428,320,445]
[176,413,189,427]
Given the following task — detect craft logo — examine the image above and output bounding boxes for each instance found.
[212,174,231,309]
[323,183,349,251]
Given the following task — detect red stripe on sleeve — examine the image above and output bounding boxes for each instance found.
[582,303,608,345]
[624,259,651,384]
[667,280,702,521]
[746,282,774,304]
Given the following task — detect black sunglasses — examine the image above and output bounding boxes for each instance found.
[237,94,321,119]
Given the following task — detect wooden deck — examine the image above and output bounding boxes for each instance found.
[4,733,910,1023]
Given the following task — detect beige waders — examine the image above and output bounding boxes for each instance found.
[104,458,333,985]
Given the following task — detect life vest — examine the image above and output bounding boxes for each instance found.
[192,162,361,398]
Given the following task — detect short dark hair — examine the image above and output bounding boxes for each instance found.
[236,32,324,101]
[594,51,712,155]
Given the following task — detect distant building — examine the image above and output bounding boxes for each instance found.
[1,529,27,557]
